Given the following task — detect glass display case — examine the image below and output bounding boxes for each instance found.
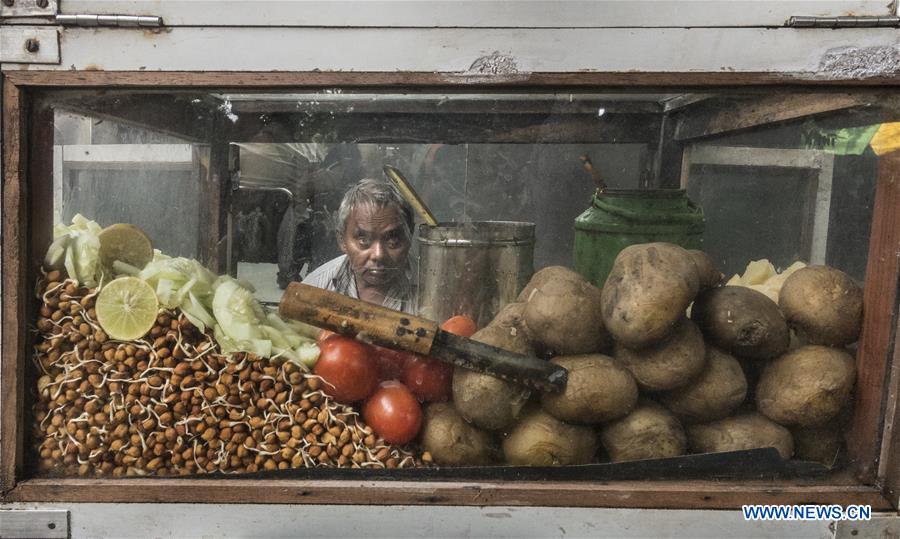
[3,80,899,512]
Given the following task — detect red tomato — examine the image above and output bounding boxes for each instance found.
[370,344,413,381]
[440,315,477,338]
[363,381,423,445]
[402,355,453,402]
[317,329,338,345]
[314,336,379,404]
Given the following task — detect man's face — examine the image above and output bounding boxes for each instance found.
[340,204,411,290]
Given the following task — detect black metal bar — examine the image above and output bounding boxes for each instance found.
[431,330,567,393]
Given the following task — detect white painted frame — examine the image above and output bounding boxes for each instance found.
[0,502,839,538]
[681,145,836,265]
[4,0,898,74]
[58,0,895,28]
[54,144,194,170]
[5,26,897,74]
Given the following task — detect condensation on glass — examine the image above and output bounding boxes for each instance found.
[47,90,883,295]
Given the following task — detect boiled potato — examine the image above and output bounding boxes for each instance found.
[756,345,855,427]
[691,286,790,360]
[779,266,863,347]
[541,354,638,424]
[502,408,597,466]
[601,243,700,349]
[660,347,747,424]
[687,413,794,460]
[474,311,534,357]
[614,318,706,391]
[523,271,609,355]
[516,266,585,303]
[791,423,843,467]
[487,302,529,333]
[600,400,687,462]
[420,403,496,466]
[452,325,532,431]
[687,249,723,291]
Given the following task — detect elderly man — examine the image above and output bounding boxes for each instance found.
[302,178,416,313]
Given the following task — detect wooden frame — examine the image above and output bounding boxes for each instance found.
[3,71,900,508]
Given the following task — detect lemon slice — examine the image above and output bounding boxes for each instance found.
[96,277,159,341]
[99,223,154,272]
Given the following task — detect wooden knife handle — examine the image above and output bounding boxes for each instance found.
[279,282,438,356]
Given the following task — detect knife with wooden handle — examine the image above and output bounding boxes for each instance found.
[279,282,567,393]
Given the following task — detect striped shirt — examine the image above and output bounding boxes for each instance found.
[301,254,416,313]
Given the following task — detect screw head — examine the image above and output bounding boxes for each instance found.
[24,38,39,53]
[1,0,14,7]
[35,0,48,7]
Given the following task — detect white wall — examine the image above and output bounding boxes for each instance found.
[1,503,837,538]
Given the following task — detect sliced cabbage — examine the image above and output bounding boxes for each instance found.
[112,260,141,276]
[265,312,320,340]
[44,235,70,270]
[45,213,103,286]
[248,339,273,358]
[296,342,320,367]
[213,324,240,355]
[282,333,304,349]
[71,232,101,287]
[261,325,292,349]
[212,279,265,341]
[174,276,198,304]
[181,292,216,332]
[156,278,177,308]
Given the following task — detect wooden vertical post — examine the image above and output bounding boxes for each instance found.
[1,77,28,492]
[880,314,900,508]
[847,149,900,484]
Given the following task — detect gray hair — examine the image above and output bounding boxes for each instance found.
[336,178,415,239]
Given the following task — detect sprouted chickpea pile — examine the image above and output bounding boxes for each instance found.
[31,270,428,477]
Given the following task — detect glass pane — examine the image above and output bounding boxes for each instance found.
[28,89,890,481]
[53,106,204,260]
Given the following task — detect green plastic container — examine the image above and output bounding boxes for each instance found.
[574,189,705,287]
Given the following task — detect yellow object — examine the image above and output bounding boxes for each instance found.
[764,261,806,290]
[96,277,159,341]
[383,165,439,226]
[741,259,776,286]
[99,223,154,272]
[870,122,900,156]
[727,259,807,304]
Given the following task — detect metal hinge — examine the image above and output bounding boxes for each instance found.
[788,15,900,28]
[0,0,56,18]
[56,14,163,27]
[0,25,59,63]
[0,509,68,538]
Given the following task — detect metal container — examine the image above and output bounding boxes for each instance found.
[417,221,535,327]
[573,189,704,287]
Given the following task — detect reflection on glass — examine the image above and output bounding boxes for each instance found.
[31,89,888,479]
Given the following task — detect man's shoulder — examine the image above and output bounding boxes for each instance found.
[302,255,347,287]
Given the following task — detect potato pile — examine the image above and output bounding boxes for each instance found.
[31,271,426,477]
[423,244,863,469]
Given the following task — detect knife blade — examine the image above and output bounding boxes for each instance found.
[430,330,566,393]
